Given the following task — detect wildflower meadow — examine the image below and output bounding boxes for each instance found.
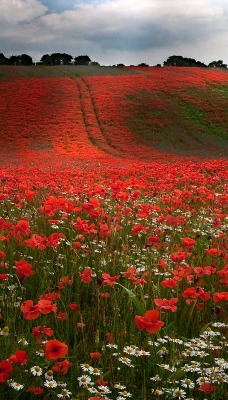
[0,66,227,399]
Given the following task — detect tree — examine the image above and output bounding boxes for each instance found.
[0,53,10,65]
[164,55,188,66]
[21,54,33,65]
[74,55,91,65]
[40,53,73,65]
[9,54,33,65]
[208,60,227,68]
[138,63,149,67]
[90,61,100,66]
[52,53,72,65]
[40,54,52,65]
[9,55,21,65]
[163,55,206,67]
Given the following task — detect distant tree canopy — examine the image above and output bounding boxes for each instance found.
[40,53,73,65]
[39,53,91,65]
[163,55,207,67]
[74,55,91,65]
[138,62,149,67]
[0,53,33,65]
[0,52,227,68]
[208,60,227,68]
[0,53,10,65]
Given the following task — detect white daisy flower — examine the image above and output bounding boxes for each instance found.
[8,381,24,391]
[157,347,169,356]
[57,389,72,398]
[114,383,126,389]
[44,370,54,380]
[118,390,132,397]
[89,367,101,375]
[172,387,186,399]
[44,380,58,388]
[151,388,164,395]
[98,385,112,394]
[30,366,43,376]
[80,363,91,372]
[118,357,132,366]
[77,375,92,386]
[150,374,162,382]
[180,378,195,389]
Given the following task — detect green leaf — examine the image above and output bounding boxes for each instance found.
[115,283,146,314]
[200,322,212,334]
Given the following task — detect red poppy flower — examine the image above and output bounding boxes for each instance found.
[182,287,210,301]
[88,397,105,400]
[77,322,86,328]
[44,339,68,360]
[205,248,222,256]
[39,292,61,301]
[105,332,114,343]
[158,258,168,269]
[194,266,216,277]
[78,268,93,284]
[102,273,120,286]
[90,352,101,359]
[160,278,177,288]
[51,359,72,374]
[0,274,8,280]
[15,219,30,235]
[57,312,68,321]
[25,233,46,250]
[99,292,111,298]
[0,359,13,382]
[198,382,217,394]
[147,236,160,243]
[135,309,164,334]
[213,292,228,302]
[46,232,66,247]
[27,386,44,395]
[131,223,147,235]
[122,266,137,278]
[58,275,73,290]
[31,326,54,338]
[20,300,40,320]
[96,379,109,386]
[15,259,34,281]
[0,251,6,259]
[170,251,186,263]
[181,237,196,247]
[69,303,78,311]
[88,396,105,400]
[73,241,81,248]
[9,350,28,365]
[37,299,57,314]
[154,298,178,312]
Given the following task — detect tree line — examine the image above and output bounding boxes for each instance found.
[0,53,92,66]
[0,52,227,68]
[162,55,227,68]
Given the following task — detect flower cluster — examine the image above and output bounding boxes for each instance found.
[0,66,227,399]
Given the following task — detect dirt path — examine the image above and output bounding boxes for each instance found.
[75,78,123,157]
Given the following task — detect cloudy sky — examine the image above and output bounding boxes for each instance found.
[0,0,227,65]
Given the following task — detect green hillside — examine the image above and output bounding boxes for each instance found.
[126,83,228,157]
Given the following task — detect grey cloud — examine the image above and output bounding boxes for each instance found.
[0,0,228,65]
[0,0,47,23]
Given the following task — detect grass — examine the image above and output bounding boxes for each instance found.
[126,84,228,157]
[0,65,135,78]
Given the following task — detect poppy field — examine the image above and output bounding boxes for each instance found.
[0,66,228,399]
